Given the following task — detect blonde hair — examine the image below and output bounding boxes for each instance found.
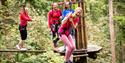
[51,3,58,7]
[75,7,82,12]
[72,7,82,17]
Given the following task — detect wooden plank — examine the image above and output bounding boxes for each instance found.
[87,45,102,53]
[73,54,88,57]
[57,50,87,55]
[0,50,46,53]
[57,45,102,55]
[74,49,87,52]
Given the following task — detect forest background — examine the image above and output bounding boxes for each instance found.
[0,0,125,63]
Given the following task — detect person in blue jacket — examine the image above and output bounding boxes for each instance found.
[62,2,75,38]
[62,2,74,20]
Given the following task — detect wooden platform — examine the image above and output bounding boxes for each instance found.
[57,45,102,53]
[87,44,102,53]
[55,44,102,58]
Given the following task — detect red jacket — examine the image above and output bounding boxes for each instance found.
[19,9,32,26]
[58,16,79,36]
[47,9,62,28]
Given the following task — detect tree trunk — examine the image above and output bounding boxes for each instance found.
[108,0,116,63]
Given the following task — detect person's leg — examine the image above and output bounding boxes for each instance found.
[60,34,74,62]
[52,32,56,46]
[68,34,76,62]
[52,24,61,51]
[68,34,75,50]
[51,31,60,51]
[54,24,60,47]
[72,29,76,43]
[18,40,24,48]
[17,26,27,50]
[51,24,58,47]
[22,29,27,48]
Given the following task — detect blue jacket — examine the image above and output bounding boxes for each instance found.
[62,9,74,20]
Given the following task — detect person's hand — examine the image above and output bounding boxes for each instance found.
[59,16,62,20]
[69,18,73,22]
[27,28,32,30]
[31,19,35,21]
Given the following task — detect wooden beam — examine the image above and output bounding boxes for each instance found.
[73,54,88,57]
[81,0,87,49]
[76,0,82,49]
[76,0,87,49]
[0,50,46,53]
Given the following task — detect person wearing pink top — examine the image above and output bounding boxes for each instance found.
[16,4,32,50]
[58,7,82,63]
[47,3,62,51]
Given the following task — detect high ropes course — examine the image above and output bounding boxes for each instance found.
[0,0,102,63]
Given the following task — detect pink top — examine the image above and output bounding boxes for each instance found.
[19,9,32,26]
[58,16,79,36]
[47,9,62,28]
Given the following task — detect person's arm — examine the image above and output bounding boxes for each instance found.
[61,12,72,25]
[26,13,32,21]
[59,10,62,24]
[21,10,32,21]
[47,11,51,28]
[71,21,77,29]
[71,17,79,29]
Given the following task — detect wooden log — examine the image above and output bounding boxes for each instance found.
[0,50,46,53]
[81,0,87,49]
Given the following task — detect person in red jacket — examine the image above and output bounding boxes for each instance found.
[58,7,82,63]
[47,3,62,51]
[16,4,32,50]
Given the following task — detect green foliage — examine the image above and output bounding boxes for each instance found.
[85,0,108,22]
[18,0,52,15]
[114,16,125,29]
[0,0,64,63]
[1,0,125,63]
[113,0,125,62]
[22,51,63,63]
[114,2,125,15]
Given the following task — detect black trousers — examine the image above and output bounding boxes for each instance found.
[19,25,27,40]
[50,24,60,47]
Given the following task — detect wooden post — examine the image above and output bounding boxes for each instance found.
[108,0,116,63]
[76,0,83,49]
[80,0,87,63]
[76,0,87,50]
[75,0,87,63]
[81,0,87,49]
